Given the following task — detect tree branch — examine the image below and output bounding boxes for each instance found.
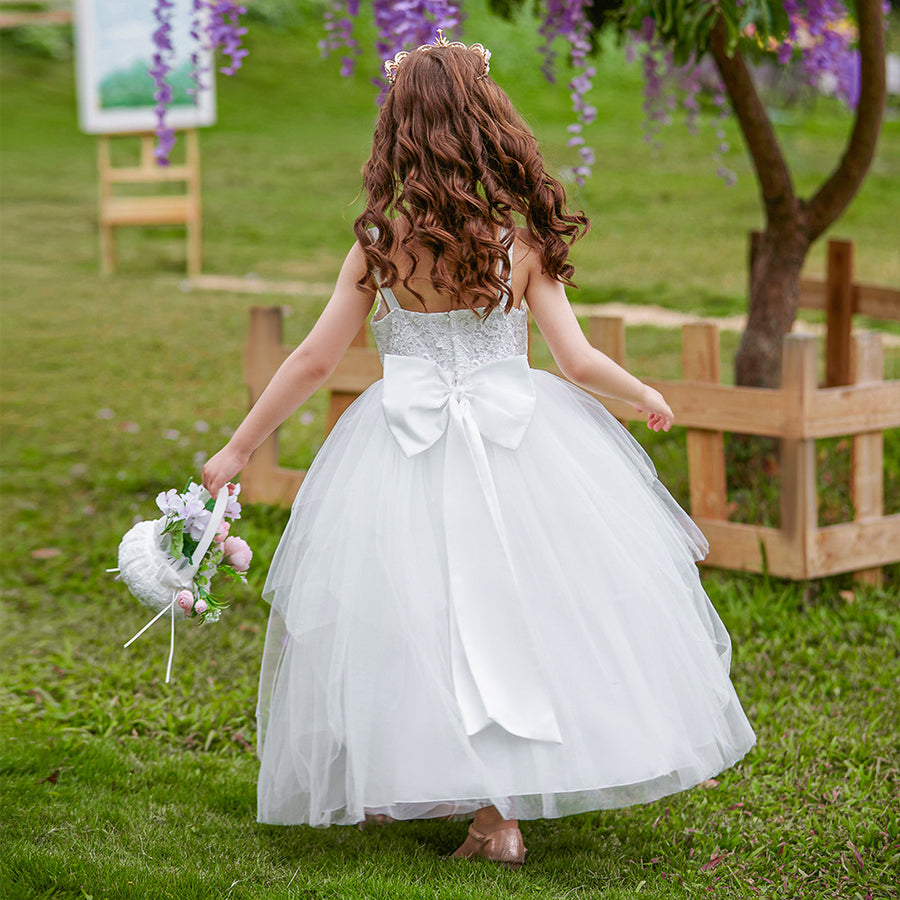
[709,15,795,223]
[806,0,886,242]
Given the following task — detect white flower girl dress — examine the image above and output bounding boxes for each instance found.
[256,245,756,827]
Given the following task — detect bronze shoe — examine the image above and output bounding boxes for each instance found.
[451,821,526,868]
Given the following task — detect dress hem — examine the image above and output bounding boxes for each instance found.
[257,737,757,828]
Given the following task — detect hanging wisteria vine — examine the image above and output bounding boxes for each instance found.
[536,0,597,185]
[371,0,462,91]
[152,0,883,179]
[627,20,735,184]
[150,0,176,164]
[624,0,869,184]
[776,0,862,106]
[151,0,248,165]
[321,0,462,97]
[319,0,596,182]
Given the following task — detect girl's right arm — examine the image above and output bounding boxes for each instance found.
[202,243,376,496]
[523,251,674,432]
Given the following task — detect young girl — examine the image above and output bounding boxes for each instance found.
[203,33,755,868]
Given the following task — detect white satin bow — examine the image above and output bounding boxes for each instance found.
[382,353,562,743]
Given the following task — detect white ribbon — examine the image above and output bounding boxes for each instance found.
[382,354,562,743]
[123,485,231,683]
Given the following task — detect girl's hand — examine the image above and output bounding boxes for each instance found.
[202,444,250,497]
[632,386,674,433]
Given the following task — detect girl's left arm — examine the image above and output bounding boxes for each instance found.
[202,242,375,495]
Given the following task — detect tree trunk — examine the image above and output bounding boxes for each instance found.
[709,0,885,389]
[736,225,810,388]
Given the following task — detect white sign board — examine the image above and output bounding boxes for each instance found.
[74,0,216,134]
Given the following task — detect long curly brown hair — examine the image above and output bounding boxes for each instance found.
[353,42,590,315]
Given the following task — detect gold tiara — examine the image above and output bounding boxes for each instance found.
[384,29,491,85]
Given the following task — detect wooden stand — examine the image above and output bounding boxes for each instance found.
[97,130,202,277]
[0,0,71,28]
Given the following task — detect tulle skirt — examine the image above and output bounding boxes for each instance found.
[256,370,756,826]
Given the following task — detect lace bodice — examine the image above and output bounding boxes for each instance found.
[366,225,527,378]
[370,305,528,377]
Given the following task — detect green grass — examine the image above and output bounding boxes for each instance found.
[2,5,899,898]
[3,574,898,899]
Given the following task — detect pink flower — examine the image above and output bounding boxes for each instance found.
[193,598,208,616]
[176,589,194,613]
[214,520,231,543]
[223,535,252,572]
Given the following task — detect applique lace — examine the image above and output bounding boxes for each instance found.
[370,306,529,378]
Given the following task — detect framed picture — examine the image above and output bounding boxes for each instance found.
[74,0,216,134]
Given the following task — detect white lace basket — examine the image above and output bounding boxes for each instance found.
[113,486,229,682]
[117,518,196,616]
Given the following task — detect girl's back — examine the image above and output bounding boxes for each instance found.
[202,30,755,853]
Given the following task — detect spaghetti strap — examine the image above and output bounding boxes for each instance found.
[378,283,401,312]
[366,225,401,312]
[500,226,515,296]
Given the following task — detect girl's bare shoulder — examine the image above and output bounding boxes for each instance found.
[512,226,542,269]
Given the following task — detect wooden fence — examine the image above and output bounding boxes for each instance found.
[590,320,899,584]
[242,306,899,582]
[774,235,900,384]
[242,238,899,582]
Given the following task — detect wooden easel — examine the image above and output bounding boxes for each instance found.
[97,129,202,277]
[0,0,71,28]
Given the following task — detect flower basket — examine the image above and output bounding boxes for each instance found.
[111,482,252,681]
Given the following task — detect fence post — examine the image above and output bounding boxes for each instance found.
[683,323,727,520]
[325,324,369,431]
[850,332,885,587]
[242,307,288,503]
[825,239,854,387]
[589,314,626,366]
[780,335,818,578]
[588,314,626,425]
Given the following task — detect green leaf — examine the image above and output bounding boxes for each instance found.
[181,532,198,560]
[168,521,184,559]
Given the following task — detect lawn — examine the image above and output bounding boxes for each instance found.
[1,4,899,898]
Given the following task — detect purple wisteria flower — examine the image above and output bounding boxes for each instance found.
[318,0,877,187]
[777,0,861,106]
[150,0,177,165]
[624,1,864,184]
[536,0,596,185]
[370,0,461,95]
[321,0,594,182]
[320,0,362,77]
[151,0,249,165]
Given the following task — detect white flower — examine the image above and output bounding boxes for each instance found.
[156,489,186,519]
[182,482,208,526]
[187,508,212,541]
[225,483,242,521]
